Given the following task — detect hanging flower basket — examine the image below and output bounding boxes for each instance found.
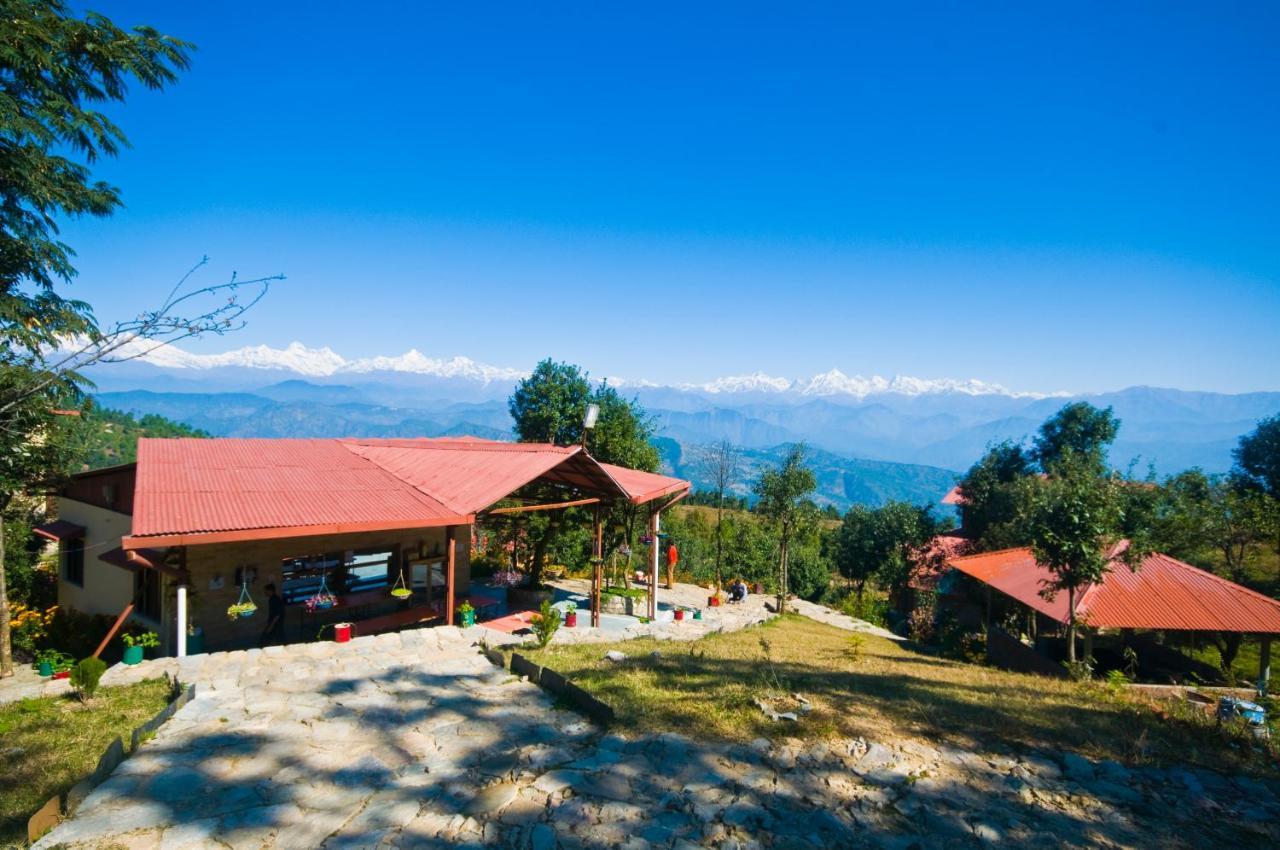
[304,592,337,613]
[390,567,412,598]
[227,602,258,620]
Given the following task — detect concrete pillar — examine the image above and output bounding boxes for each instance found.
[1260,636,1272,699]
[175,584,188,658]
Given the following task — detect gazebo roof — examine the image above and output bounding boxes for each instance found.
[121,436,689,549]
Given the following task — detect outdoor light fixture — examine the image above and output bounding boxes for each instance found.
[581,403,600,448]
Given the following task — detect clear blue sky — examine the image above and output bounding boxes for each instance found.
[60,1,1280,393]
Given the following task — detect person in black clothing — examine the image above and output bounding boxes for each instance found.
[260,583,285,646]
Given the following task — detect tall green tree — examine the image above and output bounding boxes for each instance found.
[956,440,1034,549]
[1233,415,1280,552]
[1020,451,1139,663]
[696,439,741,591]
[507,360,663,584]
[1031,402,1119,474]
[753,444,816,613]
[835,501,941,605]
[1,0,192,365]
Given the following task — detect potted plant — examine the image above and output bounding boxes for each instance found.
[457,600,476,628]
[674,607,686,621]
[564,601,578,628]
[226,601,258,620]
[708,591,722,607]
[187,622,205,655]
[121,631,159,665]
[34,648,72,678]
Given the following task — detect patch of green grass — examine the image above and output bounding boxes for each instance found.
[600,586,647,599]
[0,678,172,847]
[524,614,1278,776]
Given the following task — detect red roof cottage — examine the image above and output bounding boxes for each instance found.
[43,437,689,656]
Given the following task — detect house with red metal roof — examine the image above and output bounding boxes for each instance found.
[40,437,689,656]
[944,544,1279,692]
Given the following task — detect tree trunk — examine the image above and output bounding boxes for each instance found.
[715,495,724,592]
[777,528,789,615]
[1065,585,1077,664]
[0,516,11,678]
[1214,632,1244,672]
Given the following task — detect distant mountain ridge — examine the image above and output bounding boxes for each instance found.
[84,343,1280,495]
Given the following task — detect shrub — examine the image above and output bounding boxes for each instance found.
[907,606,936,644]
[1062,659,1094,682]
[70,657,108,701]
[839,593,890,627]
[529,599,561,648]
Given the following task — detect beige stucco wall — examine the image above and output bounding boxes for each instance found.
[183,525,472,651]
[55,498,136,621]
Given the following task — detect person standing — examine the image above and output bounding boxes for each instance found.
[260,583,285,646]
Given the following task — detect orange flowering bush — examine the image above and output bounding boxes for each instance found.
[9,603,58,655]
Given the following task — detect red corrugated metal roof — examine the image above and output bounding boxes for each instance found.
[131,439,458,541]
[124,436,690,547]
[947,546,1280,634]
[940,485,965,505]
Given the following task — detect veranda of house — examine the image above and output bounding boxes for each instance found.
[45,436,689,657]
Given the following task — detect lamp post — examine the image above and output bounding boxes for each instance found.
[581,403,599,449]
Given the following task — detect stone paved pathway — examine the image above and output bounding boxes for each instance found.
[0,661,72,706]
[30,597,1280,849]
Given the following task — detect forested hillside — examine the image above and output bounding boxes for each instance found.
[72,407,209,470]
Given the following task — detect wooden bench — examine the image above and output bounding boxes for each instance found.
[352,606,441,637]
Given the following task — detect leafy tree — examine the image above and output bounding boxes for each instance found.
[1154,469,1272,669]
[0,368,84,676]
[1031,402,1119,474]
[835,501,941,606]
[509,359,592,446]
[70,407,209,469]
[1,4,278,678]
[1234,414,1280,499]
[1019,451,1140,663]
[956,440,1033,549]
[696,439,741,591]
[507,360,663,585]
[1233,415,1280,552]
[1,0,192,365]
[753,444,817,613]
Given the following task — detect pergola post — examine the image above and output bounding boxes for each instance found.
[1083,629,1094,666]
[591,506,603,628]
[648,508,660,620]
[445,525,457,626]
[1260,636,1272,699]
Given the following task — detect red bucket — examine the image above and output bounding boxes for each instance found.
[708,596,720,607]
[333,622,352,643]
[674,609,685,621]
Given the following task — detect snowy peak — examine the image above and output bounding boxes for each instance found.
[108,340,1059,398]
[683,372,795,394]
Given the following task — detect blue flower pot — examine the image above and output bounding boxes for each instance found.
[123,645,144,665]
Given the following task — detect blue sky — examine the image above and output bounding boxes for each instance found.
[60,2,1280,393]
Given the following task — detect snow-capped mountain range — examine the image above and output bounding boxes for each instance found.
[104,340,1059,400]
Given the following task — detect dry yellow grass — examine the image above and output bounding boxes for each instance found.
[524,615,1278,775]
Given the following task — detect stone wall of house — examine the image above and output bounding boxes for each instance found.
[182,525,472,651]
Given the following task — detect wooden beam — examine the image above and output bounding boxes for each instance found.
[92,603,134,660]
[485,497,601,516]
[592,506,603,628]
[445,525,457,627]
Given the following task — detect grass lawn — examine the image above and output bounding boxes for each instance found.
[0,678,173,848]
[523,614,1278,776]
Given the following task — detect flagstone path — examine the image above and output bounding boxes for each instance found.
[29,591,1280,849]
